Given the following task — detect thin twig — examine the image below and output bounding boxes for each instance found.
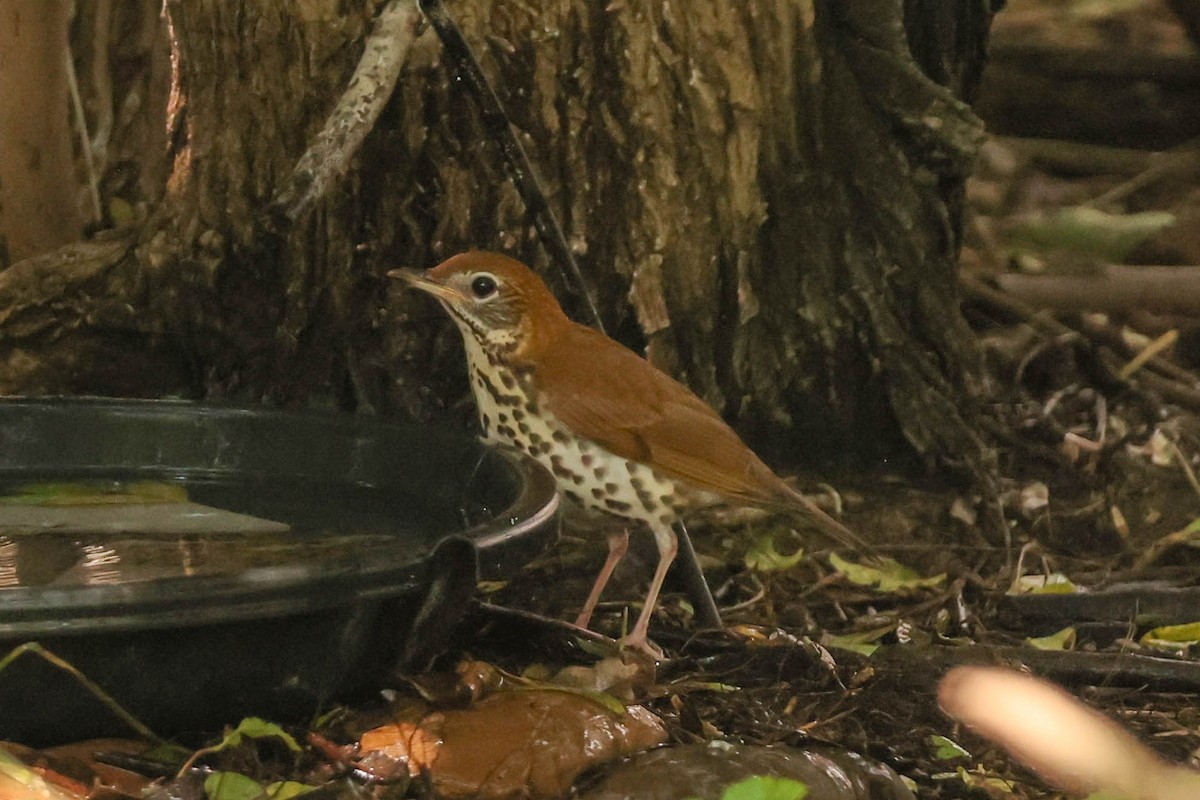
[65,48,103,223]
[273,0,423,221]
[418,0,605,333]
[0,642,164,744]
[1119,329,1179,381]
[89,0,114,169]
[1085,136,1200,208]
[962,273,1200,413]
[1166,438,1200,503]
[997,266,1200,316]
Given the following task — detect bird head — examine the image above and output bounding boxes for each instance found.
[390,251,569,359]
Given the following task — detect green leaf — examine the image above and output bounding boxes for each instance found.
[139,742,193,767]
[744,532,805,572]
[205,774,315,800]
[955,766,1016,794]
[829,553,945,592]
[1010,573,1077,595]
[1141,621,1200,654]
[0,480,188,506]
[1007,207,1175,261]
[1143,621,1200,641]
[720,775,808,800]
[211,717,302,753]
[205,772,265,800]
[1025,626,1077,651]
[929,734,970,761]
[265,781,315,800]
[822,623,895,657]
[822,635,878,657]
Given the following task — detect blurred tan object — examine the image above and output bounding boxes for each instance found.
[939,665,1200,800]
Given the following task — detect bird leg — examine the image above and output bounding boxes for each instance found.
[574,529,629,629]
[620,523,678,657]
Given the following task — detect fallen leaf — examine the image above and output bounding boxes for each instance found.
[1007,207,1175,261]
[1026,627,1077,651]
[359,721,441,777]
[429,690,666,799]
[929,735,970,761]
[743,532,804,573]
[828,554,945,592]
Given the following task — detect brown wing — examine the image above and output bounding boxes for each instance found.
[533,324,795,507]
[532,324,871,551]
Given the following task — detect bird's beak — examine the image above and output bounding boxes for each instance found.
[387,268,458,303]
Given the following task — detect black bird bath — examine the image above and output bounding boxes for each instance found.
[0,398,559,744]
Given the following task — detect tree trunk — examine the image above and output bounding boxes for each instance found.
[0,0,999,481]
[0,0,83,262]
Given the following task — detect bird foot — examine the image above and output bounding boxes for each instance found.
[617,632,665,662]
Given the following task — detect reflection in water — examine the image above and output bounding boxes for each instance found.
[0,538,16,589]
[79,542,122,585]
[0,476,446,590]
[178,537,210,578]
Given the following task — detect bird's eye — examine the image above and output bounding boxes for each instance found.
[470,274,498,299]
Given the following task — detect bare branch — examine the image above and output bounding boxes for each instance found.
[273,0,423,221]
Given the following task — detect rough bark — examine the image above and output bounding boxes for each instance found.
[0,0,999,480]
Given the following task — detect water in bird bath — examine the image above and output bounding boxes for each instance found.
[0,473,461,589]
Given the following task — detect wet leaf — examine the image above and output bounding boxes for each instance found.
[929,734,971,761]
[1007,207,1175,261]
[43,739,161,796]
[0,746,79,800]
[428,690,666,798]
[1026,626,1077,651]
[743,532,804,572]
[360,722,440,777]
[828,553,945,592]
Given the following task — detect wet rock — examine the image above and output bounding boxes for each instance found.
[578,741,914,800]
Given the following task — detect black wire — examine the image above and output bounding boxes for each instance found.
[418,0,606,333]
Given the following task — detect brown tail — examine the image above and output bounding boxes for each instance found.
[775,483,875,554]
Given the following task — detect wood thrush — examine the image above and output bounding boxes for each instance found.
[391,251,865,654]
